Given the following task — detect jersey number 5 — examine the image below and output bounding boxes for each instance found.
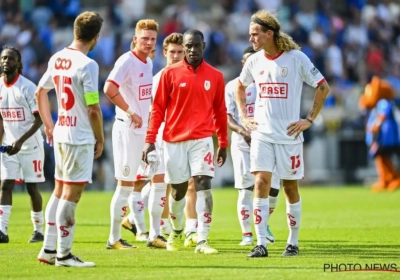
[53,75,75,111]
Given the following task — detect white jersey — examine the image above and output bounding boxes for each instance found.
[239,50,325,144]
[152,68,165,142]
[0,75,43,153]
[225,77,256,152]
[39,47,100,145]
[107,51,153,134]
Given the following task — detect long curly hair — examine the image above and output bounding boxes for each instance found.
[251,10,300,52]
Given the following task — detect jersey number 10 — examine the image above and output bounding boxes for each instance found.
[53,75,75,111]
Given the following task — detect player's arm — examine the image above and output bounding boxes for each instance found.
[225,83,249,137]
[0,114,4,143]
[103,58,142,128]
[306,80,330,123]
[213,75,228,166]
[143,71,169,163]
[236,61,258,131]
[83,61,104,159]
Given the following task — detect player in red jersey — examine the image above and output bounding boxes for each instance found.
[144,29,228,254]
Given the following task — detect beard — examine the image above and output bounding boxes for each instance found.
[1,66,16,75]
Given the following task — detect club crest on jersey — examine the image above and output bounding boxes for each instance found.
[280,67,288,77]
[14,92,21,103]
[204,80,211,91]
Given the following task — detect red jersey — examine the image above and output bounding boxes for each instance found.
[146,58,228,148]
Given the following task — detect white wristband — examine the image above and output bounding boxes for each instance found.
[126,106,135,116]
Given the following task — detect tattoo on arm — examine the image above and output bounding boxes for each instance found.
[318,84,325,91]
[308,102,318,118]
[240,98,246,105]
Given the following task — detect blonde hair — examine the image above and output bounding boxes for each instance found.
[251,10,300,51]
[135,19,159,34]
[163,33,183,50]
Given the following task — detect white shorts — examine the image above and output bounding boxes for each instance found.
[164,137,214,184]
[251,137,304,180]
[231,148,254,189]
[113,120,146,181]
[54,142,94,184]
[1,146,45,183]
[231,147,281,189]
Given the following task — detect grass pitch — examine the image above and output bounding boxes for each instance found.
[1,187,399,280]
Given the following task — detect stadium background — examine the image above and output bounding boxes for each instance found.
[1,0,399,189]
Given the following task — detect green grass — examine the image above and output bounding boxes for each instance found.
[1,187,400,279]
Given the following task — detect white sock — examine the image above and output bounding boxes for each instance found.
[0,205,11,234]
[184,219,198,236]
[128,191,147,235]
[237,189,253,235]
[109,186,131,244]
[253,197,269,247]
[148,183,166,240]
[169,195,185,231]
[56,199,76,258]
[142,182,151,209]
[196,190,213,243]
[287,199,302,246]
[31,211,44,234]
[43,195,59,251]
[160,218,171,234]
[269,196,278,216]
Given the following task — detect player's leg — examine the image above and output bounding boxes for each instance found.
[189,137,217,254]
[0,153,20,243]
[108,122,141,249]
[266,174,281,244]
[231,147,254,246]
[276,143,303,257]
[247,136,275,258]
[128,179,148,241]
[54,143,97,267]
[164,141,190,251]
[160,184,171,237]
[38,143,63,264]
[26,183,44,242]
[146,173,167,248]
[21,149,45,243]
[183,178,198,247]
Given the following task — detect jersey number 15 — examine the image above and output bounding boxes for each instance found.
[53,75,75,111]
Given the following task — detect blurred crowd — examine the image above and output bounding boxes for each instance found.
[1,0,398,187]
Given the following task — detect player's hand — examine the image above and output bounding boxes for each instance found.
[287,118,312,138]
[94,141,104,159]
[130,113,143,129]
[216,147,227,167]
[45,126,54,146]
[7,139,23,155]
[240,116,258,131]
[142,143,156,164]
[239,128,252,146]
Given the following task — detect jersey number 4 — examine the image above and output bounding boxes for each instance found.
[53,75,75,111]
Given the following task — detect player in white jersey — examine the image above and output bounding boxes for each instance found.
[120,33,186,248]
[36,11,104,267]
[104,19,158,250]
[226,46,281,247]
[236,10,330,258]
[0,46,45,244]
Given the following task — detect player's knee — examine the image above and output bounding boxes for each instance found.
[26,183,40,196]
[269,188,279,197]
[254,174,270,189]
[0,180,14,193]
[170,184,187,201]
[193,175,211,191]
[282,180,298,197]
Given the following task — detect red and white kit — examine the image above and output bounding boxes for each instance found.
[39,47,100,183]
[239,50,325,179]
[0,75,44,182]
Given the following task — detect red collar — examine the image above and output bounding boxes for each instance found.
[3,74,20,88]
